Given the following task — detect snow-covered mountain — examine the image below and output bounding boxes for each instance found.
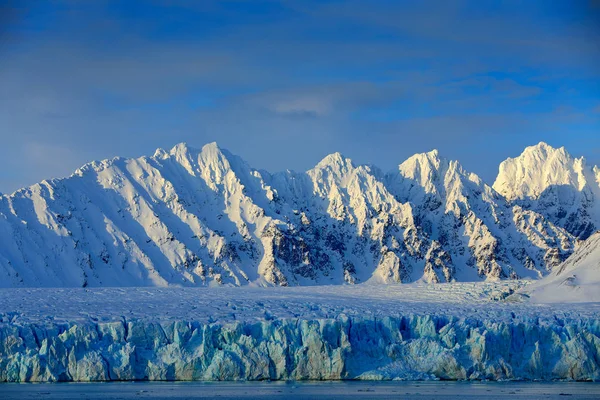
[386,149,575,281]
[0,141,592,287]
[494,142,600,239]
[524,231,600,303]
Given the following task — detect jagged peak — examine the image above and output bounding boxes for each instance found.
[386,149,494,205]
[495,143,569,174]
[396,149,459,180]
[151,142,195,160]
[529,141,555,151]
[498,142,579,172]
[200,142,244,163]
[536,141,565,152]
[163,141,234,164]
[426,148,440,158]
[309,152,383,193]
[493,142,590,200]
[153,147,168,159]
[399,149,443,168]
[170,141,191,154]
[163,142,229,159]
[313,152,355,172]
[200,141,222,153]
[150,141,239,182]
[519,141,570,160]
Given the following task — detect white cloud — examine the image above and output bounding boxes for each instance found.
[269,95,333,117]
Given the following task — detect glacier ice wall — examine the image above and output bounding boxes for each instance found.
[1,314,599,382]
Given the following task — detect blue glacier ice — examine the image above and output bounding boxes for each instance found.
[1,314,599,382]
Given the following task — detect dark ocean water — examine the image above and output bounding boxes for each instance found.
[1,381,600,400]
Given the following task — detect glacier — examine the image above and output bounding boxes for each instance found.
[1,283,600,382]
[2,313,600,382]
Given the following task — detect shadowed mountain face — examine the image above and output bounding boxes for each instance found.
[0,142,594,288]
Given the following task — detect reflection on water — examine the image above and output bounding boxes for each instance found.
[1,381,600,400]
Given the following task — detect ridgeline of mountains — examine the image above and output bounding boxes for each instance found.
[1,141,598,287]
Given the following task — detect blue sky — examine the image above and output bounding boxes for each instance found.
[1,0,599,192]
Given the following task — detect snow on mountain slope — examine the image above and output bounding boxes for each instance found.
[494,142,600,239]
[0,143,429,287]
[385,150,575,281]
[0,142,584,288]
[525,231,600,303]
[264,153,429,284]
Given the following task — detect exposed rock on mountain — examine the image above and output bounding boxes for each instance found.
[0,142,590,287]
[494,142,600,239]
[386,150,575,281]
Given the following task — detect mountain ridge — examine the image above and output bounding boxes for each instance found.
[0,141,595,287]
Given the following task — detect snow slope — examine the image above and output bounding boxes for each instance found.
[0,142,592,287]
[524,231,600,303]
[1,283,599,382]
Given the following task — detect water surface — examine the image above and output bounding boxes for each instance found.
[2,381,599,399]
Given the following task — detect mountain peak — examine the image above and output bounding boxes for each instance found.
[166,142,228,157]
[155,141,237,180]
[0,140,586,287]
[522,141,569,159]
[410,149,442,165]
[493,142,583,200]
[314,152,353,170]
[388,148,488,204]
[427,148,440,158]
[397,149,447,176]
[153,142,226,164]
[201,141,221,152]
[530,141,555,151]
[169,142,195,156]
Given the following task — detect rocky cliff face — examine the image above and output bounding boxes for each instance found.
[0,142,591,287]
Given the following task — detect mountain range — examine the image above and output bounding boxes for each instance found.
[0,141,597,287]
